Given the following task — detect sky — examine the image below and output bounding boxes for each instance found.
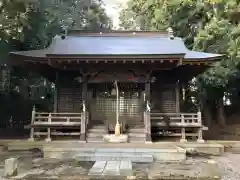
[102,0,128,29]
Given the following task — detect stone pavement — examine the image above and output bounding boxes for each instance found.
[88,160,132,176]
[213,152,240,180]
[2,149,240,180]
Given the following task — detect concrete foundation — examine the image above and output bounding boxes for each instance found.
[178,142,224,155]
[103,134,128,143]
[43,143,186,162]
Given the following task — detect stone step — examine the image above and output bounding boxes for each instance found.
[119,160,133,176]
[102,161,120,176]
[88,161,106,175]
[43,147,186,162]
[88,160,133,176]
[75,152,153,162]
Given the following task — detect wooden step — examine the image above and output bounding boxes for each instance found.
[88,128,108,133]
[87,133,106,138]
[87,137,104,143]
[128,133,146,138]
[129,139,146,143]
[91,125,106,129]
[128,128,145,133]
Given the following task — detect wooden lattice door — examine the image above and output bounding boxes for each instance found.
[89,83,144,129]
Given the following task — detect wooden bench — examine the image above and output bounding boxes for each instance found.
[27,107,88,142]
[150,112,207,142]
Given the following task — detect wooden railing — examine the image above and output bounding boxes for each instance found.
[143,100,151,142]
[151,112,202,127]
[143,111,151,142]
[28,106,88,142]
[150,111,207,143]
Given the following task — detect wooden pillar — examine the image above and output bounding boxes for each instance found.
[45,113,52,142]
[145,81,152,142]
[80,80,87,141]
[28,106,36,141]
[197,110,205,143]
[175,80,180,113]
[180,114,187,143]
[82,81,87,104]
[80,110,86,142]
[54,72,59,113]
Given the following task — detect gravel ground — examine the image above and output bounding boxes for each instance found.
[213,153,240,180]
[1,151,240,180]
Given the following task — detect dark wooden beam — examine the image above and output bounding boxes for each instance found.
[53,62,178,71]
[54,72,59,112]
[145,81,152,142]
[175,81,180,113]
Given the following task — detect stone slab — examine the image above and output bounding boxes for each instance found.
[88,161,106,176]
[44,146,185,162]
[102,161,120,176]
[95,148,135,153]
[4,158,18,177]
[178,143,224,156]
[103,134,128,143]
[119,160,133,176]
[75,153,153,162]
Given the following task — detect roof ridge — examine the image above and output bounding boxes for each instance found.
[67,30,169,37]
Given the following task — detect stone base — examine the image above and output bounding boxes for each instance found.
[28,138,35,142]
[197,139,205,143]
[88,161,133,176]
[103,134,128,143]
[179,143,224,156]
[43,145,186,162]
[180,139,187,143]
[45,138,52,142]
[4,158,18,177]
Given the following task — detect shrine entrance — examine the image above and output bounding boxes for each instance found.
[88,83,145,131]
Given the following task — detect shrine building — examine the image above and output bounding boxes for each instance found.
[9,30,223,143]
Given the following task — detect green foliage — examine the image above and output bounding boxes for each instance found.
[54,0,112,31]
[0,0,31,42]
[0,0,111,126]
[120,0,240,101]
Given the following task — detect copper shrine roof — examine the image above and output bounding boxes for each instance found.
[10,31,223,61]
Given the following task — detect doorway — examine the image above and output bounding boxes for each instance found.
[88,83,144,130]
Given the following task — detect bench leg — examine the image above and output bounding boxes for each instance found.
[28,128,35,141]
[80,133,86,142]
[145,133,152,144]
[180,127,187,143]
[197,128,205,143]
[45,128,52,142]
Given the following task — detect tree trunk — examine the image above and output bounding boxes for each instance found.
[217,98,226,127]
[203,103,212,127]
[199,88,212,127]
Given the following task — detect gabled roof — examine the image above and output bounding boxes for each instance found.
[10,31,223,61]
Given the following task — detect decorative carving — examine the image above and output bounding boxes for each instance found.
[82,100,86,112]
[146,100,151,112]
[75,69,154,83]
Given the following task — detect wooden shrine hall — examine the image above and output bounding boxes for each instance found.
[9,30,223,143]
